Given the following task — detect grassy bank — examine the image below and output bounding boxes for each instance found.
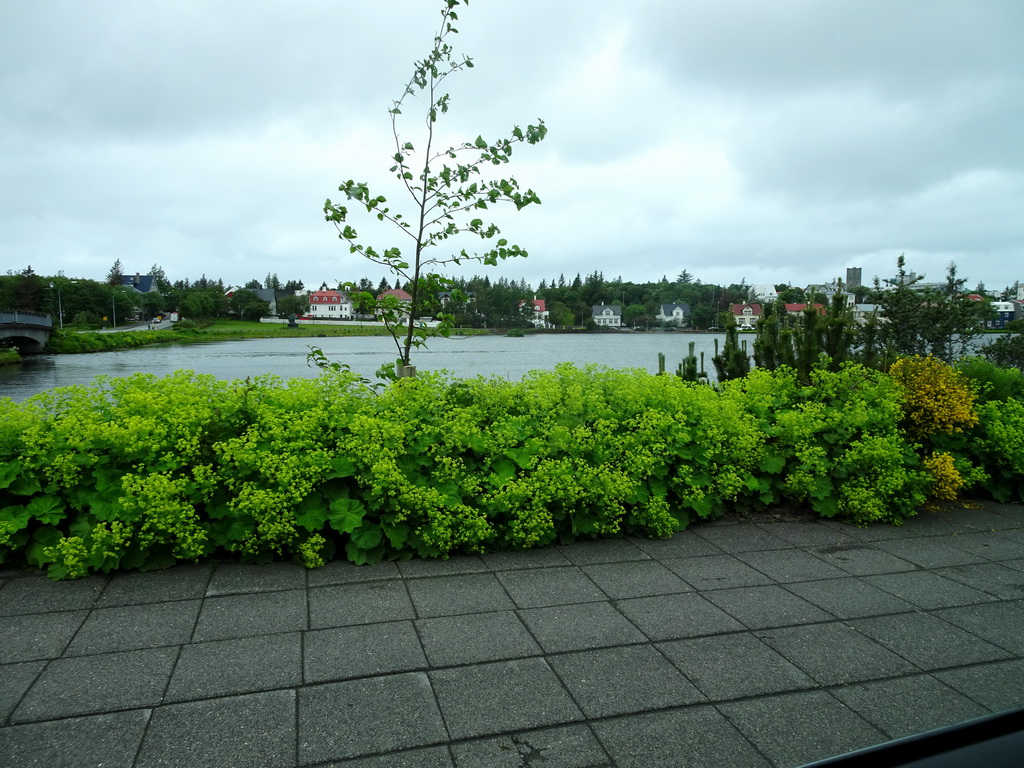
[0,348,22,366]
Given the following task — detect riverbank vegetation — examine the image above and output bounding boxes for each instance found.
[0,348,22,366]
[2,355,1021,579]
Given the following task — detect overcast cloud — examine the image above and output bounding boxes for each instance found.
[3,0,1022,294]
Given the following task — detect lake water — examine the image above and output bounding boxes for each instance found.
[2,332,730,403]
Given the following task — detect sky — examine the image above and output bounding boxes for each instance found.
[3,0,1023,295]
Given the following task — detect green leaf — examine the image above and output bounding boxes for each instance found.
[295,496,329,532]
[0,460,20,490]
[27,496,66,526]
[326,456,357,479]
[474,135,488,149]
[26,526,62,568]
[490,457,517,485]
[328,497,366,535]
[350,523,383,550]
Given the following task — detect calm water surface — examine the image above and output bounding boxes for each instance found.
[2,332,729,403]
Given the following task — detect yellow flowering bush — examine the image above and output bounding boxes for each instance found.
[889,356,978,440]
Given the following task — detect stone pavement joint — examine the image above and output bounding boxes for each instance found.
[1,500,1022,767]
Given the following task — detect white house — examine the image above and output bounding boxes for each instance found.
[592,304,622,327]
[751,285,778,303]
[518,299,549,328]
[656,303,690,327]
[307,289,352,319]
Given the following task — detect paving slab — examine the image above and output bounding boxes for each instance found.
[494,566,606,608]
[933,659,1024,712]
[547,644,704,718]
[850,612,1012,670]
[66,599,201,655]
[809,542,919,576]
[735,548,849,583]
[591,707,770,768]
[756,621,919,686]
[663,553,775,590]
[193,588,307,641]
[861,570,996,610]
[933,562,1024,600]
[781,577,917,619]
[829,674,990,740]
[614,591,745,641]
[405,572,515,617]
[308,579,414,629]
[416,610,540,666]
[580,560,690,599]
[451,724,609,768]
[205,561,306,596]
[429,658,584,740]
[517,601,647,653]
[0,610,87,664]
[657,632,815,699]
[97,563,213,606]
[702,584,834,629]
[931,599,1024,655]
[0,709,151,768]
[304,621,427,683]
[11,647,177,723]
[137,690,295,768]
[299,672,446,764]
[164,632,302,702]
[0,573,105,616]
[719,690,886,767]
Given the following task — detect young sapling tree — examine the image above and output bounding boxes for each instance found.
[323,0,546,376]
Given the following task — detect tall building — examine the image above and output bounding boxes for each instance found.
[846,267,862,289]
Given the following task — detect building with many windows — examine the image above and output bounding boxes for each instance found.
[307,289,351,319]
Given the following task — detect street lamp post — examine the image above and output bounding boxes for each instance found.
[48,281,64,331]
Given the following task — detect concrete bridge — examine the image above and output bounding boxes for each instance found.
[0,310,53,354]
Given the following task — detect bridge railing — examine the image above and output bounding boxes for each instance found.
[0,310,53,328]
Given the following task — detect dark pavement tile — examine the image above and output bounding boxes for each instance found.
[305,621,426,683]
[735,548,848,583]
[934,659,1024,712]
[755,521,854,548]
[592,706,770,768]
[430,658,583,740]
[658,632,815,700]
[0,661,44,722]
[873,537,991,569]
[757,622,919,686]
[308,580,414,629]
[862,571,996,610]
[451,724,608,768]
[581,560,690,599]
[306,559,400,587]
[719,690,886,767]
[615,592,744,641]
[416,611,540,667]
[0,574,105,616]
[693,524,791,553]
[205,561,306,596]
[948,530,1024,561]
[137,690,295,768]
[810,543,919,576]
[702,584,833,630]
[11,647,177,723]
[831,674,990,740]
[933,562,1024,600]
[495,567,605,609]
[66,600,201,655]
[0,611,87,664]
[339,745,454,767]
[627,531,724,559]
[97,562,212,606]
[548,645,704,718]
[479,547,572,571]
[405,573,515,618]
[932,599,1024,655]
[663,554,774,591]
[193,589,307,641]
[396,554,487,578]
[783,578,917,619]
[299,672,446,764]
[517,602,647,654]
[851,612,1012,670]
[164,632,301,702]
[557,538,651,565]
[0,709,151,768]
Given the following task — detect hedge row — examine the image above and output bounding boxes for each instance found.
[1,360,1021,579]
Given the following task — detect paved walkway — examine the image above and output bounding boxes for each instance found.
[2,502,1023,768]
